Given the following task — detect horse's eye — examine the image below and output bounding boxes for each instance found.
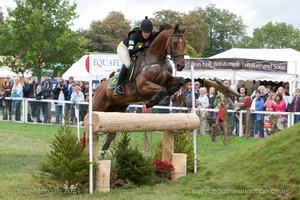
[173,41,178,46]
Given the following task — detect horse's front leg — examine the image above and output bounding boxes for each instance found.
[145,76,185,108]
[139,81,167,108]
[145,87,167,108]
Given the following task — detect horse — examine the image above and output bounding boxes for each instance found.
[85,23,188,156]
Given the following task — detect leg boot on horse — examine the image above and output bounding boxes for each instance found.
[114,64,128,96]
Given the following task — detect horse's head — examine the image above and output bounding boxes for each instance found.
[167,24,187,71]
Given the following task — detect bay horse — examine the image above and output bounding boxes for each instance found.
[86,23,188,156]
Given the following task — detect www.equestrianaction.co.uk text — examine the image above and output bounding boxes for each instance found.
[192,188,290,194]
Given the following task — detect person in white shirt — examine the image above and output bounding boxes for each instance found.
[196,87,209,134]
[70,86,85,124]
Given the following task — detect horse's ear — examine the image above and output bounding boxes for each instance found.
[174,24,179,33]
[181,26,188,34]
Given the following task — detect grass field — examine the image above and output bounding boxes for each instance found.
[0,121,299,199]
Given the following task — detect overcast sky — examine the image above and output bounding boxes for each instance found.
[1,0,300,36]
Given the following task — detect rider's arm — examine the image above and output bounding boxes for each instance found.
[128,33,144,56]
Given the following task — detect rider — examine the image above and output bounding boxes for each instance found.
[114,16,155,96]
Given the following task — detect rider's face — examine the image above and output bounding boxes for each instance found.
[142,31,151,39]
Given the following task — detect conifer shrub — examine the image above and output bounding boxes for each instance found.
[154,131,201,172]
[30,124,90,193]
[113,133,155,186]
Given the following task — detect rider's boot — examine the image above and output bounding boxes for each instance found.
[114,64,128,96]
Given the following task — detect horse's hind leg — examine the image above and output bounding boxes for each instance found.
[100,132,117,158]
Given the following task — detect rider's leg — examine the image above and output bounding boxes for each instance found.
[114,64,128,96]
[114,42,130,96]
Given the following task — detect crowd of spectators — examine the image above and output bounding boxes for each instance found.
[1,73,94,124]
[136,81,300,138]
[1,76,300,135]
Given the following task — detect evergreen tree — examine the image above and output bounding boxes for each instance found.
[31,124,89,193]
[114,133,155,186]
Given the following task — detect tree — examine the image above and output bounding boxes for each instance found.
[237,22,300,50]
[31,124,89,192]
[0,7,4,24]
[0,0,87,77]
[182,11,207,57]
[197,4,246,57]
[152,10,207,57]
[84,11,131,53]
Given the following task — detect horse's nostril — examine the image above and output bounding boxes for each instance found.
[176,64,184,71]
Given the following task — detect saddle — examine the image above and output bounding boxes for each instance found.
[108,54,141,89]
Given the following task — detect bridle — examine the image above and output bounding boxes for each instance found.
[167,32,185,64]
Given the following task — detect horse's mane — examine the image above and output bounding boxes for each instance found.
[152,23,173,38]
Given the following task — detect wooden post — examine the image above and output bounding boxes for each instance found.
[93,133,99,162]
[162,131,174,164]
[171,153,187,181]
[95,160,111,192]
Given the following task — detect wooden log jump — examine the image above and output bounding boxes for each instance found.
[84,112,199,192]
[85,112,199,133]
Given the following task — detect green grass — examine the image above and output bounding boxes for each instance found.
[0,121,299,199]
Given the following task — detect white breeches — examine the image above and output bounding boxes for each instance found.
[117,42,131,69]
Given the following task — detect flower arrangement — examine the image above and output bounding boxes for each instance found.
[153,159,175,181]
[110,169,118,187]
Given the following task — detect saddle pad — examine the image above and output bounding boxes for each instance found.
[108,75,118,89]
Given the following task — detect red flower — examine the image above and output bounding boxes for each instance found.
[152,159,175,180]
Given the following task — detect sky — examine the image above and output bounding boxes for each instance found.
[1,0,300,36]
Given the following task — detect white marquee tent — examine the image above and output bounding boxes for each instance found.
[177,48,300,93]
[62,53,121,82]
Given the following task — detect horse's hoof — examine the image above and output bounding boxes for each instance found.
[145,101,154,108]
[100,151,106,158]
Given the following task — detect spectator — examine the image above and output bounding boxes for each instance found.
[234,86,247,134]
[52,80,68,124]
[65,76,75,121]
[196,87,209,134]
[29,77,39,123]
[287,88,300,124]
[183,82,193,112]
[171,88,185,113]
[70,85,85,124]
[252,85,267,103]
[250,90,264,138]
[12,77,23,121]
[207,87,216,135]
[10,88,20,115]
[1,76,13,120]
[35,85,45,123]
[276,86,290,108]
[80,82,90,123]
[264,90,276,112]
[272,93,287,130]
[40,73,53,123]
[23,77,33,122]
[194,81,200,99]
[214,91,235,135]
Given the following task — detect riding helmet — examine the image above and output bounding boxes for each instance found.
[140,16,153,32]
